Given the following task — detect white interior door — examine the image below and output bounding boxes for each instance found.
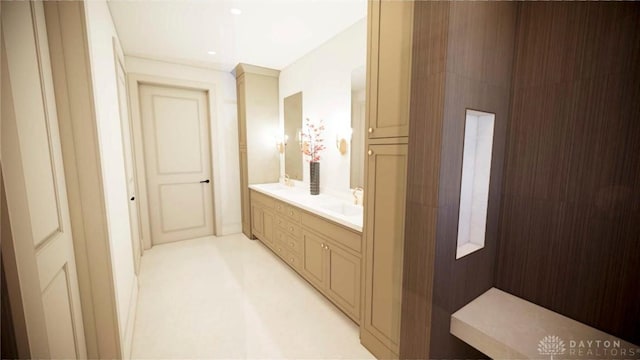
[139,84,215,245]
[114,43,141,273]
[1,2,86,358]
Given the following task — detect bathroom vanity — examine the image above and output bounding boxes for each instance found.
[249,184,363,323]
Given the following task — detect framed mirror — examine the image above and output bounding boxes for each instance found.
[284,92,303,180]
[350,66,366,188]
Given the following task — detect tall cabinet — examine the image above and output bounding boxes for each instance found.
[234,64,280,238]
[361,0,414,358]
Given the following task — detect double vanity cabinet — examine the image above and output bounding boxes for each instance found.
[249,187,363,322]
[236,1,415,357]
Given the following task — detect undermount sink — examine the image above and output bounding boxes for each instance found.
[322,202,363,217]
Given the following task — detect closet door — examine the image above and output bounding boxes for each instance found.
[362,144,408,357]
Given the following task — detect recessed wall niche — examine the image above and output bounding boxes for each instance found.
[456,109,495,259]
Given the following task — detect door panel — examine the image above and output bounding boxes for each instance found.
[302,231,326,289]
[114,42,141,273]
[251,204,264,240]
[159,183,206,232]
[363,144,408,352]
[42,267,76,359]
[263,210,275,246]
[140,85,214,244]
[1,2,86,357]
[368,0,413,138]
[153,96,203,174]
[327,245,361,320]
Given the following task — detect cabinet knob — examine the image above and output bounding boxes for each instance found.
[290,258,294,263]
[289,227,294,232]
[368,127,373,133]
[368,149,373,156]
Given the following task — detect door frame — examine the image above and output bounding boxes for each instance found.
[128,73,221,249]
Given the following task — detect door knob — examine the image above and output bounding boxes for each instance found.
[368,150,373,156]
[368,127,373,133]
[200,179,210,183]
[130,196,135,201]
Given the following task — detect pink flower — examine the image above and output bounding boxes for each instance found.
[301,118,326,162]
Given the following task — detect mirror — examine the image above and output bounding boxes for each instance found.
[350,66,366,188]
[284,92,303,180]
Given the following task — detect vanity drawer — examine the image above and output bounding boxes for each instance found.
[284,234,302,256]
[275,228,301,256]
[282,221,302,238]
[275,215,287,229]
[276,201,302,222]
[274,201,286,214]
[251,190,275,209]
[282,248,302,271]
[301,212,361,254]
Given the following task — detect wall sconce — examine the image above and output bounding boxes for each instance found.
[335,128,353,156]
[276,134,288,154]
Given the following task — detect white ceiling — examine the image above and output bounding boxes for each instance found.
[107,0,367,72]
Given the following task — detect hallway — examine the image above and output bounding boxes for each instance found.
[132,235,374,359]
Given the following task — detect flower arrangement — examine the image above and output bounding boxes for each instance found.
[300,117,326,162]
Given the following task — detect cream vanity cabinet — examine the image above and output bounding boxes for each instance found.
[250,191,276,248]
[250,189,362,323]
[361,0,414,358]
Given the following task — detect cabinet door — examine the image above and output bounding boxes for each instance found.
[362,144,408,355]
[301,231,327,290]
[251,204,264,239]
[367,0,414,139]
[263,210,275,247]
[326,244,361,321]
[240,148,251,237]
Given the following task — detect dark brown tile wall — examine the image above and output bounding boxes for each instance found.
[399,2,448,358]
[497,2,640,345]
[400,2,517,359]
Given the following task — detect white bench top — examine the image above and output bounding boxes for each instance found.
[451,288,640,359]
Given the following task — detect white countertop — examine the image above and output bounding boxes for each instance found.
[249,183,363,232]
[451,288,640,359]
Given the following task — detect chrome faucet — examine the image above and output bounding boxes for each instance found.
[353,187,364,205]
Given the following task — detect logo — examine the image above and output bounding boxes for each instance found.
[538,335,567,360]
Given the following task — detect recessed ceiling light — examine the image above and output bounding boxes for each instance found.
[207,50,217,55]
[230,8,242,15]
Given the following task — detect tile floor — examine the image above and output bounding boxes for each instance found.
[131,234,375,359]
